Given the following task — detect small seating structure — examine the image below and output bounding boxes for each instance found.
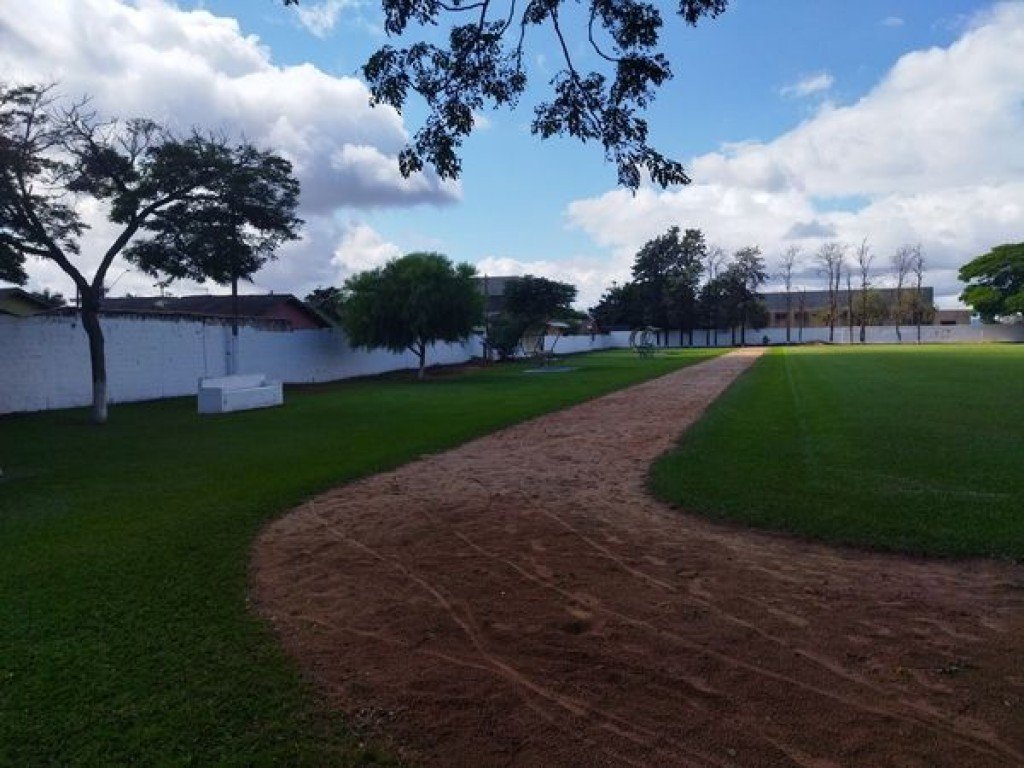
[630,326,659,358]
[197,373,283,414]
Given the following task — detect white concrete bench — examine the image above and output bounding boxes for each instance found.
[197,373,283,414]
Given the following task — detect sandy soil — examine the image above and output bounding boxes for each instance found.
[252,349,1024,767]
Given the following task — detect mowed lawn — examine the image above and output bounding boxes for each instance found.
[0,348,721,766]
[652,344,1024,560]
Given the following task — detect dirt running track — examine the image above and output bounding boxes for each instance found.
[253,349,1024,767]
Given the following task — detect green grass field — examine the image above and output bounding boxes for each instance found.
[651,344,1024,560]
[0,348,721,766]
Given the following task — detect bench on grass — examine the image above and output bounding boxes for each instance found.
[197,373,283,414]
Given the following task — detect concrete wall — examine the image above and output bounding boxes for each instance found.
[680,324,1024,347]
[2,314,1020,414]
[0,313,484,414]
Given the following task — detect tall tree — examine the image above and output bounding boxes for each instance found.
[0,83,301,422]
[125,146,302,372]
[701,244,726,346]
[890,245,915,341]
[731,246,766,346]
[339,252,483,379]
[778,245,801,344]
[285,0,729,190]
[816,242,846,343]
[590,280,645,331]
[854,238,873,343]
[958,242,1024,322]
[624,226,705,344]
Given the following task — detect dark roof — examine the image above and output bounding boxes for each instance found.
[100,294,331,328]
[0,287,53,316]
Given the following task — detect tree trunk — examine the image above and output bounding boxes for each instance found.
[894,288,903,343]
[786,298,792,344]
[80,295,108,424]
[416,342,426,380]
[916,284,923,343]
[230,275,239,375]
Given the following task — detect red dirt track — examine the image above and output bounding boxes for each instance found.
[252,349,1024,767]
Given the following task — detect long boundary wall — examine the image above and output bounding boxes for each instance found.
[0,314,487,414]
[1,314,1020,414]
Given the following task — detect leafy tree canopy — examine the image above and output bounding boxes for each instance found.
[283,0,728,189]
[504,274,577,324]
[339,252,483,377]
[305,286,344,322]
[959,243,1024,322]
[0,81,302,422]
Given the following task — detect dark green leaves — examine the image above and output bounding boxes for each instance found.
[958,243,1024,322]
[339,252,483,361]
[298,0,731,190]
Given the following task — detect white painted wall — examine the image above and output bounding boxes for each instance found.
[1,314,1020,414]
[0,314,485,414]
[681,324,1024,347]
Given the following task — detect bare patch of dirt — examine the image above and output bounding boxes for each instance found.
[252,349,1024,767]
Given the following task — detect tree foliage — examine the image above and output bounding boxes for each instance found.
[339,252,483,377]
[503,274,577,323]
[284,0,728,189]
[959,242,1024,322]
[489,274,578,359]
[592,226,704,336]
[0,82,302,422]
[305,286,344,322]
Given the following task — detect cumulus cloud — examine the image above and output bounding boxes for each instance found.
[779,71,834,98]
[475,255,630,311]
[0,0,457,297]
[295,0,351,38]
[567,2,1024,307]
[330,222,403,274]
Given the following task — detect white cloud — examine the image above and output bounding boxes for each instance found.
[779,71,834,98]
[0,0,457,297]
[567,2,1024,308]
[475,255,629,311]
[294,0,353,38]
[882,16,905,28]
[330,222,403,274]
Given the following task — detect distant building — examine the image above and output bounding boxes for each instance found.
[99,294,331,330]
[756,287,971,328]
[934,309,972,326]
[0,288,52,317]
[474,276,520,318]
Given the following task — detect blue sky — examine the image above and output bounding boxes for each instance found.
[196,0,985,269]
[3,0,1021,307]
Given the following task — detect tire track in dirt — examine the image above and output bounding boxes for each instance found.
[252,349,1024,767]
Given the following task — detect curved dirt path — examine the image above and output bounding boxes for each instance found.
[252,349,1024,767]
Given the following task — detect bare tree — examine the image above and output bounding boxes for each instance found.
[890,245,915,342]
[911,244,926,343]
[779,245,801,344]
[816,242,846,343]
[845,268,854,343]
[854,238,874,343]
